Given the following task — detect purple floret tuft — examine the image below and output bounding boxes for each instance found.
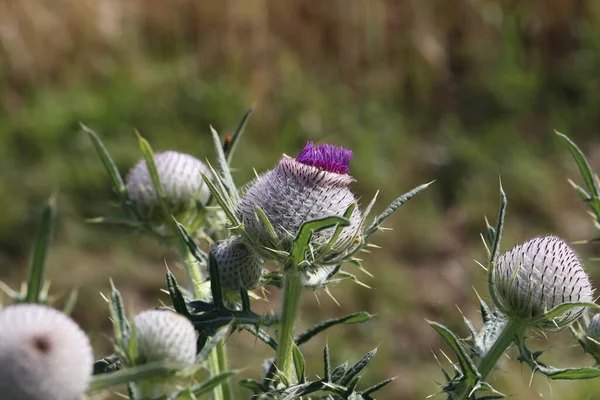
[295,142,353,174]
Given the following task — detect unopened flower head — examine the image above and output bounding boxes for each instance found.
[490,235,594,330]
[126,151,212,219]
[588,314,600,341]
[0,304,93,400]
[210,235,264,292]
[238,142,362,258]
[133,310,196,367]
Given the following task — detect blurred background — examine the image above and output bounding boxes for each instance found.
[1,0,600,398]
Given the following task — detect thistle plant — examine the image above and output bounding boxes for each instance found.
[192,125,431,398]
[557,131,600,368]
[428,185,600,400]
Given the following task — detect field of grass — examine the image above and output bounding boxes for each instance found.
[2,1,600,398]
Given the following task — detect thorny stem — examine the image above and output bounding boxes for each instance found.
[180,244,231,400]
[275,268,304,383]
[477,319,527,381]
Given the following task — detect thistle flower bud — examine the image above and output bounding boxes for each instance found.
[490,235,594,330]
[588,314,600,341]
[0,304,93,400]
[238,142,362,256]
[126,151,211,218]
[210,235,264,292]
[133,310,196,367]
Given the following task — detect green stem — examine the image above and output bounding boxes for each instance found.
[275,269,304,382]
[179,244,230,400]
[477,319,526,380]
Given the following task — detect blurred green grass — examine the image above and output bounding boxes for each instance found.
[1,0,600,398]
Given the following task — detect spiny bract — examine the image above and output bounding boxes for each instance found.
[133,310,196,367]
[490,235,594,330]
[126,151,212,215]
[238,142,362,254]
[0,304,93,400]
[210,235,265,292]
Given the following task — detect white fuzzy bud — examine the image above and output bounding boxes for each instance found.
[126,151,211,215]
[490,235,594,330]
[0,304,93,400]
[210,235,264,292]
[133,310,196,367]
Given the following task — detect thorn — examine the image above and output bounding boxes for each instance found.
[480,232,490,256]
[474,259,487,271]
[324,288,340,307]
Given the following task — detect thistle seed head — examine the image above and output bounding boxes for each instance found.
[210,235,264,292]
[238,143,362,254]
[126,151,211,215]
[133,310,196,367]
[0,304,93,400]
[490,235,594,330]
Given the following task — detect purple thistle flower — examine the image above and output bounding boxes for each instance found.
[295,142,353,175]
[238,142,362,254]
[490,235,594,330]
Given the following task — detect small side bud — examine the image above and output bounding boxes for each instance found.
[210,235,264,292]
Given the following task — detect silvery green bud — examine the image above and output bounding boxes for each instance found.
[126,151,211,218]
[490,235,594,330]
[238,142,362,254]
[210,235,264,292]
[0,304,93,400]
[133,310,196,367]
[588,314,600,341]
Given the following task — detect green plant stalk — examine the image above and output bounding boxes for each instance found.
[180,245,231,400]
[477,319,527,380]
[275,268,304,382]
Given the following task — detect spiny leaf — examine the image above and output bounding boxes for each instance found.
[208,252,225,310]
[89,361,179,391]
[537,366,600,380]
[331,362,349,383]
[108,282,130,343]
[428,321,481,385]
[360,377,395,396]
[290,216,350,267]
[25,196,56,303]
[210,126,240,204]
[292,342,306,383]
[556,131,600,199]
[241,325,278,350]
[166,270,189,317]
[340,348,378,386]
[180,371,236,398]
[225,108,253,164]
[82,123,127,198]
[364,181,433,241]
[532,302,600,325]
[296,312,373,346]
[175,222,208,265]
[489,181,506,264]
